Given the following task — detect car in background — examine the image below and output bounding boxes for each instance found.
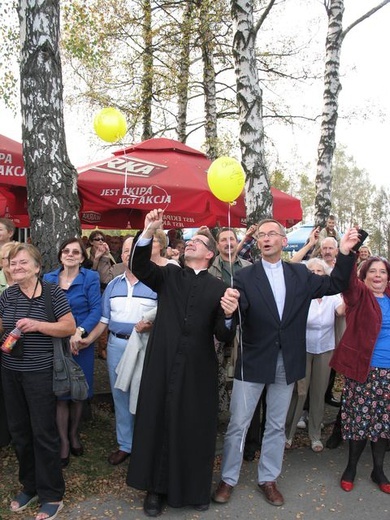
[284,224,315,253]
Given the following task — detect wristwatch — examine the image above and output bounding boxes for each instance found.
[77,326,87,338]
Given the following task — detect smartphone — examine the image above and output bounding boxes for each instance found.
[352,229,368,252]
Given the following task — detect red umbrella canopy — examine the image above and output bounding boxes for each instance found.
[78,138,226,229]
[78,138,302,229]
[0,135,29,226]
[0,134,26,187]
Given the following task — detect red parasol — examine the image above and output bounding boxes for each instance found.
[0,134,29,226]
[78,138,302,229]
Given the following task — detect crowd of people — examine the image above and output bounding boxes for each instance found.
[0,213,389,520]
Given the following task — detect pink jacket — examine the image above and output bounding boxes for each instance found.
[330,266,390,383]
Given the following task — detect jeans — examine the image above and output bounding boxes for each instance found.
[221,352,294,484]
[107,334,134,453]
[1,366,65,502]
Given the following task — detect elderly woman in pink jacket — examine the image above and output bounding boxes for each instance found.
[331,256,390,494]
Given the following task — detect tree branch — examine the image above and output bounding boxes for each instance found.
[342,0,390,39]
[254,0,277,36]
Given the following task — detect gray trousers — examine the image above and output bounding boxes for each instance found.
[221,352,294,484]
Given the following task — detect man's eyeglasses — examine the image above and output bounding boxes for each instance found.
[186,238,212,250]
[92,237,104,242]
[257,231,285,239]
[62,249,82,256]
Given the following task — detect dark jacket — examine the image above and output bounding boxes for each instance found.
[234,251,355,385]
[330,266,390,383]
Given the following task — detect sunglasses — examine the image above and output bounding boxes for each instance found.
[92,237,104,242]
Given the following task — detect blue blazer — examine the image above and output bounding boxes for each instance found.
[43,267,101,334]
[234,252,355,385]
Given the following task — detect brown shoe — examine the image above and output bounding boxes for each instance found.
[212,480,234,504]
[258,482,284,506]
[107,449,130,465]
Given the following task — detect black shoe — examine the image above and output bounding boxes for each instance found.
[193,503,209,511]
[325,395,341,407]
[243,449,256,461]
[70,443,84,457]
[326,430,342,449]
[60,455,70,468]
[143,492,163,517]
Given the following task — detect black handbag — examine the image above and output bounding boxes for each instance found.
[43,282,89,401]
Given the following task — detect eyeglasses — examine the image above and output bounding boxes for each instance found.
[186,238,212,250]
[62,249,82,256]
[92,237,104,242]
[257,231,285,239]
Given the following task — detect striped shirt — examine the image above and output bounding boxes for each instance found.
[0,283,71,372]
[101,274,157,336]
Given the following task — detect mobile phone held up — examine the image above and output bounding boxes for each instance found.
[352,229,368,252]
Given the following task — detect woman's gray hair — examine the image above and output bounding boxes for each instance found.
[306,257,331,276]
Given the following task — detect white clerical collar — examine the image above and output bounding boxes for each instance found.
[261,258,283,270]
[194,268,208,275]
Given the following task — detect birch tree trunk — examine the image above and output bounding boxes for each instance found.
[315,0,390,227]
[18,0,80,272]
[314,0,344,227]
[176,1,194,143]
[200,1,218,160]
[141,0,153,141]
[231,0,274,225]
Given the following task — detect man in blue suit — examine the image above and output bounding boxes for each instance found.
[212,219,359,507]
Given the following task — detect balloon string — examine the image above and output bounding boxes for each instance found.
[227,203,234,289]
[226,200,247,436]
[128,219,154,273]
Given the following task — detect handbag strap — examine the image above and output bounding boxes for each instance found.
[42,282,67,361]
[42,281,56,323]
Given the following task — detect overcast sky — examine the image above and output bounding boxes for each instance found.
[1,0,389,189]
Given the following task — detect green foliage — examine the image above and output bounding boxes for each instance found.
[296,145,389,259]
[270,169,291,192]
[0,2,19,110]
[331,146,373,230]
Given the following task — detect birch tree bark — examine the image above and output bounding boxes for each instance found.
[314,0,390,226]
[231,0,276,224]
[199,1,218,160]
[18,0,80,272]
[176,1,194,143]
[141,0,153,141]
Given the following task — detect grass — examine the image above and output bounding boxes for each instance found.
[0,401,131,519]
[0,380,340,519]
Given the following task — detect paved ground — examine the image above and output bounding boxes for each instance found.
[58,360,389,520]
[57,439,389,520]
[4,362,386,520]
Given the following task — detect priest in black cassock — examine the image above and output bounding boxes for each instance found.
[126,209,239,517]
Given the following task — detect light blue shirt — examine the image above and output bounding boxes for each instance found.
[261,258,286,319]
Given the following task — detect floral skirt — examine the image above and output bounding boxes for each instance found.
[341,367,390,441]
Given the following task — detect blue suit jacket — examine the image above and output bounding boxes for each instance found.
[233,252,355,384]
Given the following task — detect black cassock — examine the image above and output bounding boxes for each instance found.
[126,242,235,507]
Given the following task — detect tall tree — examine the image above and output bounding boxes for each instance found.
[370,187,390,258]
[231,0,276,224]
[199,0,218,159]
[176,1,195,143]
[19,0,80,271]
[141,0,153,141]
[330,147,373,230]
[314,0,390,226]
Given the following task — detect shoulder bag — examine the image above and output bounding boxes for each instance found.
[43,282,89,401]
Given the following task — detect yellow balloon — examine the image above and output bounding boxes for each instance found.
[93,108,127,143]
[207,156,245,202]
